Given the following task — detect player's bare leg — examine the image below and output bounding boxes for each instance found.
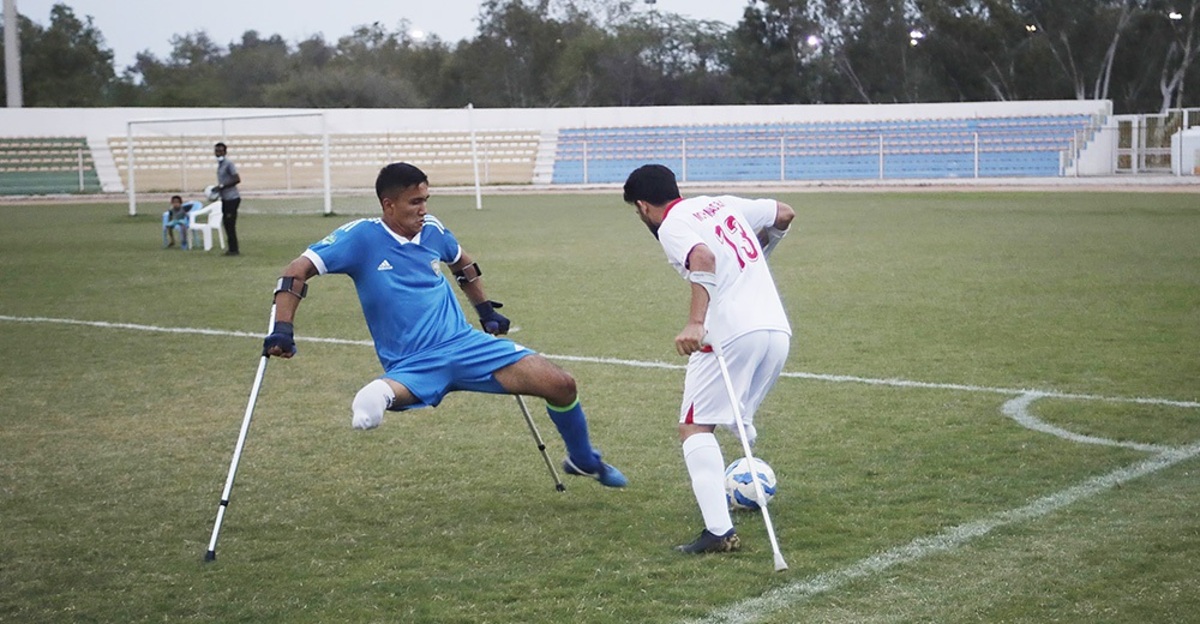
[492,353,576,406]
[494,355,628,487]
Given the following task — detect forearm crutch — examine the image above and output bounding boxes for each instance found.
[514,394,566,492]
[204,304,276,561]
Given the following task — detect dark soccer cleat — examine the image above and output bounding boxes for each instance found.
[562,456,629,488]
[675,528,741,554]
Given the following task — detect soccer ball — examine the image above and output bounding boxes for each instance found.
[724,457,777,511]
[204,185,220,201]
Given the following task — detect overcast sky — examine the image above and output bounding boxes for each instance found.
[14,0,749,70]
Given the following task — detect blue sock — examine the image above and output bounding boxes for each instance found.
[546,399,600,470]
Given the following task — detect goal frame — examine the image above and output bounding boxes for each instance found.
[125,112,332,216]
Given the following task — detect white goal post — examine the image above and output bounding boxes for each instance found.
[123,111,332,216]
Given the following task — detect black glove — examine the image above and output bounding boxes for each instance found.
[474,300,510,335]
[263,321,296,357]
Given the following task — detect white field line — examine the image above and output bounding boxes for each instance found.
[2,314,1197,409]
[6,313,1200,621]
[683,379,1198,623]
[1003,392,1174,453]
[686,441,1200,624]
[555,354,1200,408]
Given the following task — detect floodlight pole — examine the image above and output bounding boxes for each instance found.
[126,122,137,216]
[468,103,483,210]
[321,113,332,215]
[4,0,22,108]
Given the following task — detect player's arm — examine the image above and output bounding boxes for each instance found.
[217,165,241,191]
[677,244,716,356]
[757,200,795,258]
[264,256,318,358]
[448,251,510,335]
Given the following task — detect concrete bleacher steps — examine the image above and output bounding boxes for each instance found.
[551,114,1096,183]
[0,137,103,195]
[532,129,558,185]
[108,130,540,194]
[86,135,124,193]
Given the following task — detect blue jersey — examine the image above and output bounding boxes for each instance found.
[303,216,473,370]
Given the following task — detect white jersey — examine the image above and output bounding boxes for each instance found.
[657,195,791,345]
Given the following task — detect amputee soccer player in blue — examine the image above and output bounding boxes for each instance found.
[263,162,626,488]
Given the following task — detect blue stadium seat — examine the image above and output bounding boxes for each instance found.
[551,113,1096,183]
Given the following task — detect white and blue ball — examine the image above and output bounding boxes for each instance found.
[724,457,777,510]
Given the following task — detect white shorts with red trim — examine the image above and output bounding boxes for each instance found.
[679,330,790,445]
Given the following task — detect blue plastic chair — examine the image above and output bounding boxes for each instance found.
[162,200,204,249]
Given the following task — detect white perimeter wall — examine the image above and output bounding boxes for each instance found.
[0,100,1111,142]
[0,100,1116,190]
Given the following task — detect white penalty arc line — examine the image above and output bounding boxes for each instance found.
[689,394,1200,623]
[684,387,1196,622]
[686,441,1200,624]
[2,314,1198,409]
[1002,392,1174,453]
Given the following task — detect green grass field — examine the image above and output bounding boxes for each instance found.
[1,190,1198,623]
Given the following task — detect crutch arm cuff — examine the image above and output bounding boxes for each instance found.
[274,277,308,300]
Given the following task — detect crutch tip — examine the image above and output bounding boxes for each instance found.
[204,550,216,562]
[773,556,788,572]
[555,483,567,492]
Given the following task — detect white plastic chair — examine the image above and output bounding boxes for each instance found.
[187,200,226,252]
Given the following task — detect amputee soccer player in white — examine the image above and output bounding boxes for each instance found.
[623,164,794,554]
[262,162,627,489]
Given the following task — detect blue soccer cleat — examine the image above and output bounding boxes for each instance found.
[562,456,628,488]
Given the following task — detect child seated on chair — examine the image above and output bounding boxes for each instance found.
[163,195,203,249]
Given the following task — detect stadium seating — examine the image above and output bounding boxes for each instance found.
[0,113,1103,195]
[0,137,103,195]
[550,114,1095,183]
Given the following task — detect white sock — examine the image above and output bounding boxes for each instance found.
[682,433,733,535]
[351,379,394,430]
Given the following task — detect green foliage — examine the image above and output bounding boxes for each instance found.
[3,4,114,106]
[1,190,1198,622]
[836,0,931,103]
[223,31,293,107]
[126,32,225,107]
[5,1,1200,113]
[262,67,423,108]
[725,1,817,104]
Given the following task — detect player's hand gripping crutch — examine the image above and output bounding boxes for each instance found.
[514,394,566,492]
[711,340,788,572]
[204,304,278,562]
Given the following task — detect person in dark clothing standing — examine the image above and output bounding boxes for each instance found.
[214,142,242,256]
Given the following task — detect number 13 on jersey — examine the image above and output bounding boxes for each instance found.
[715,215,760,270]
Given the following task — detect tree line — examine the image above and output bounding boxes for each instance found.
[3,0,1198,114]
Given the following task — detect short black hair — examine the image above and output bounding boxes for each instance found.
[170,195,182,202]
[623,164,680,206]
[375,162,429,199]
[214,142,227,150]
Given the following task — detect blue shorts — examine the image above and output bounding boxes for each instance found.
[383,330,534,410]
